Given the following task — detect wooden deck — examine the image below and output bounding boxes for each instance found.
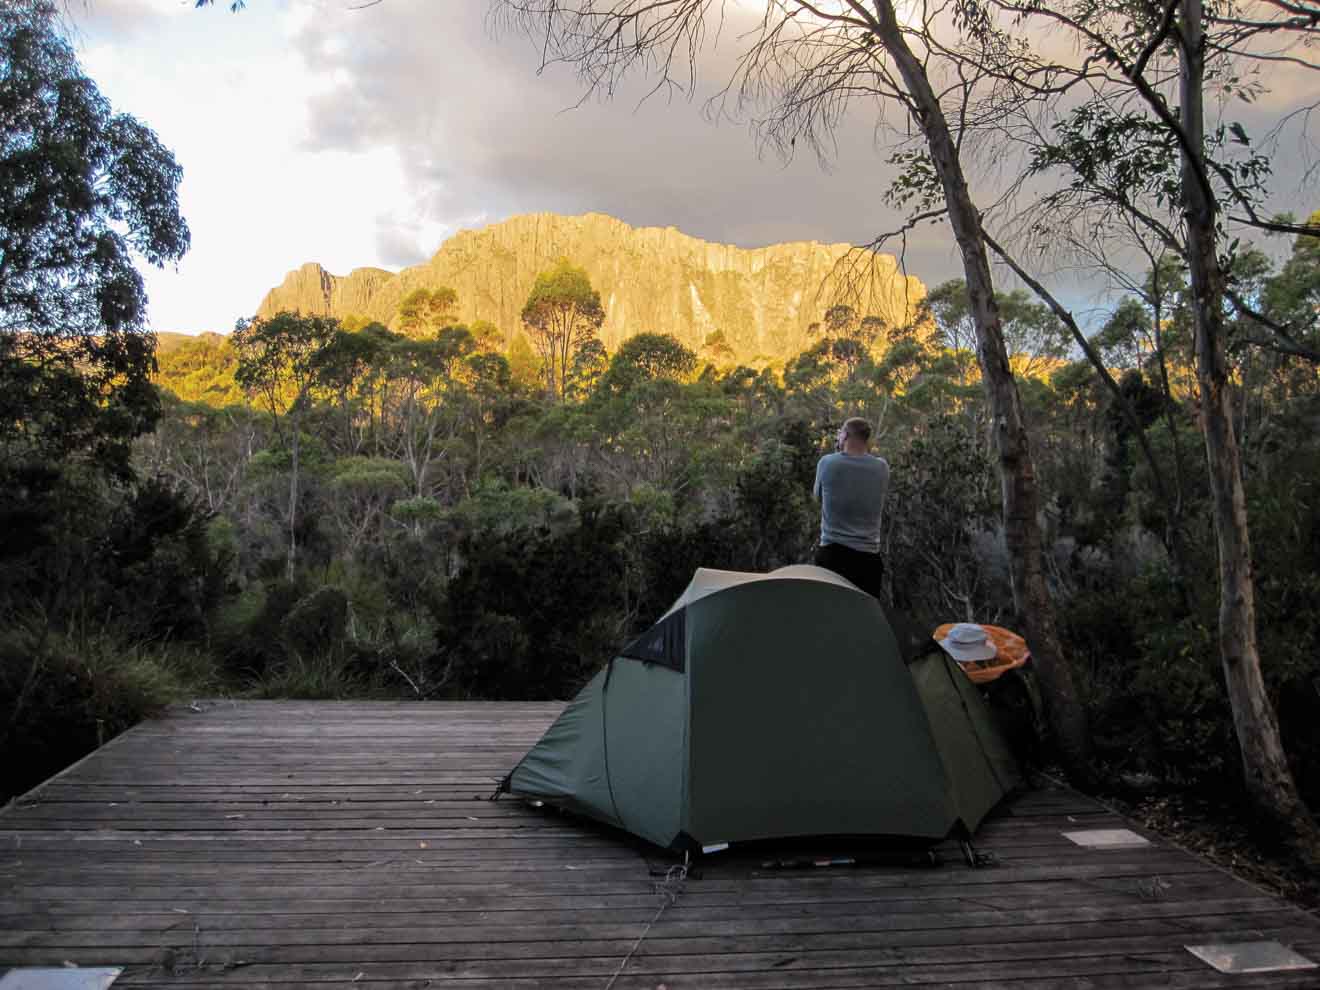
[2,701,1318,989]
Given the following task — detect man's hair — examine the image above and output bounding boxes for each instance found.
[842,417,872,443]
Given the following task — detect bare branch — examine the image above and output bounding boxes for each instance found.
[983,227,1178,524]
[1225,287,1320,362]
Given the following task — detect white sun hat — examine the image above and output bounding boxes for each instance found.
[939,622,998,663]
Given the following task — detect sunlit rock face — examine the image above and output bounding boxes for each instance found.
[256,212,926,365]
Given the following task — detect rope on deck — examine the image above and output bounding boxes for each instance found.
[603,860,689,989]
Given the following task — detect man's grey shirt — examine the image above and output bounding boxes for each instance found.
[813,452,890,553]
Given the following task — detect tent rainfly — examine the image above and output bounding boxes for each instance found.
[500,565,1020,851]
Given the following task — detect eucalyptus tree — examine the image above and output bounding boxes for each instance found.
[965,0,1320,832]
[460,350,516,484]
[324,456,410,563]
[379,335,454,498]
[397,286,459,338]
[590,335,711,498]
[1262,211,1320,352]
[310,325,390,457]
[138,396,262,516]
[1,2,189,479]
[1251,217,1320,406]
[232,312,339,578]
[521,259,606,403]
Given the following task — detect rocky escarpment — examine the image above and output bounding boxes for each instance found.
[256,213,927,364]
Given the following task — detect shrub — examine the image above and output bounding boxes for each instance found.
[435,497,632,699]
[281,586,349,661]
[102,478,226,642]
[0,620,214,802]
[211,579,303,676]
[246,652,365,700]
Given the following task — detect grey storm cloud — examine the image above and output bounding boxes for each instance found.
[374,218,430,269]
[83,1,1320,303]
[287,2,963,285]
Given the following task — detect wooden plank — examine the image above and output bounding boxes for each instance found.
[0,889,1286,932]
[0,879,1268,923]
[2,700,1317,990]
[3,904,1307,950]
[0,946,1275,982]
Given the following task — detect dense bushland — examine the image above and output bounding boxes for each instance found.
[6,244,1320,814]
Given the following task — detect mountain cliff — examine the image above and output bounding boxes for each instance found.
[256,213,926,364]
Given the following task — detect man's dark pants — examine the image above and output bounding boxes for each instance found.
[814,543,885,599]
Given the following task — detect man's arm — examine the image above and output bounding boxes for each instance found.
[813,457,824,500]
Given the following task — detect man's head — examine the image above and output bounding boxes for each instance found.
[837,417,872,453]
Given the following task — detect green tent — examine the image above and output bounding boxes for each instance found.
[502,565,1020,851]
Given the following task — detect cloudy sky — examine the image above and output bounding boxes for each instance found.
[73,0,1317,334]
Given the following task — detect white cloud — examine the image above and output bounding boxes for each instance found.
[57,0,1320,333]
[65,1,966,330]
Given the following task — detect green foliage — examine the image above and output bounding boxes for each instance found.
[330,456,409,490]
[281,586,349,661]
[1031,99,1184,212]
[392,494,446,528]
[1258,215,1320,358]
[436,499,630,699]
[884,147,943,214]
[397,286,459,338]
[506,331,545,391]
[0,6,189,476]
[154,335,243,406]
[884,416,1004,620]
[450,480,577,535]
[927,279,1069,381]
[311,328,387,400]
[1246,399,1320,804]
[567,337,608,400]
[1063,575,1234,784]
[598,333,699,397]
[246,650,365,700]
[212,580,302,676]
[104,478,229,642]
[1093,298,1148,370]
[233,312,339,418]
[6,168,1316,821]
[520,259,605,401]
[0,467,226,641]
[0,619,213,802]
[734,430,817,571]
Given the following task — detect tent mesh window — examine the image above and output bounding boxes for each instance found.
[619,608,686,672]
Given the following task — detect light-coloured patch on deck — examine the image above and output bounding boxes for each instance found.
[1185,941,1319,974]
[1061,827,1150,849]
[0,969,122,990]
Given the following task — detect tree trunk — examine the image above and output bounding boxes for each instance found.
[1179,0,1314,834]
[1149,282,1191,576]
[872,0,1092,774]
[288,421,299,581]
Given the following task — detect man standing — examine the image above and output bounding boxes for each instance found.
[812,417,890,599]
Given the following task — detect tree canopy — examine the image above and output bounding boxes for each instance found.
[520,258,605,402]
[0,4,189,476]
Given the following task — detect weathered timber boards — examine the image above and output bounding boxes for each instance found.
[2,700,1318,990]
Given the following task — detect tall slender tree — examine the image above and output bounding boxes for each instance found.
[969,0,1319,833]
[520,259,605,403]
[232,312,338,578]
[1177,0,1312,836]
